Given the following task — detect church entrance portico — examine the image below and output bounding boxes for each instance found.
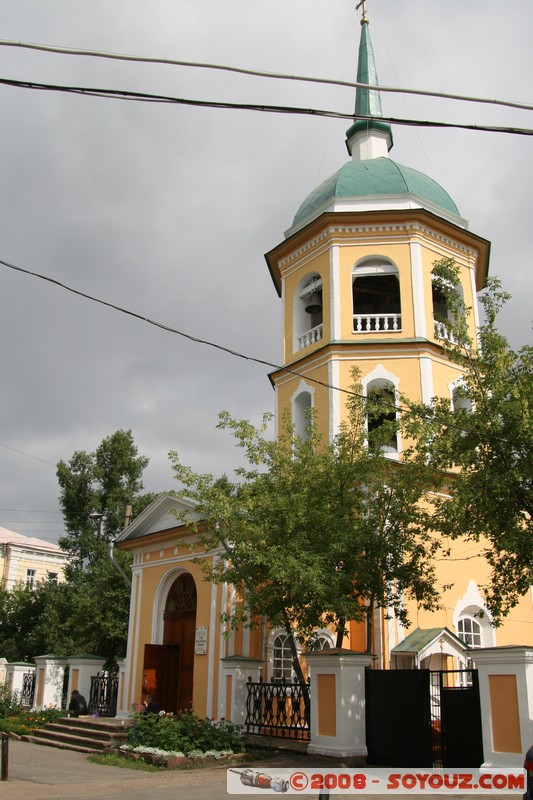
[142,571,197,713]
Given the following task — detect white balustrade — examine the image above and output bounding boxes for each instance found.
[298,323,323,349]
[353,314,401,333]
[434,319,457,344]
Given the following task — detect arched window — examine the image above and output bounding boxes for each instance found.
[306,631,334,652]
[432,273,464,342]
[272,633,294,681]
[452,385,473,414]
[453,584,496,650]
[366,379,398,453]
[293,390,313,441]
[164,573,197,616]
[294,273,323,350]
[457,616,483,648]
[353,259,401,333]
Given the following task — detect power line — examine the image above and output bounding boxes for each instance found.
[1,76,533,137]
[0,254,515,447]
[0,255,361,400]
[2,39,533,114]
[0,508,62,513]
[0,440,56,466]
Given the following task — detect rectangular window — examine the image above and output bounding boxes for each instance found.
[26,569,36,589]
[47,572,59,584]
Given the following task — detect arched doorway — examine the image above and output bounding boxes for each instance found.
[142,572,197,713]
[164,572,197,711]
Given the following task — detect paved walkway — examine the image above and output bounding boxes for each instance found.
[1,740,521,800]
[2,740,237,800]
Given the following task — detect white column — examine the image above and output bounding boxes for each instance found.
[116,658,128,717]
[221,657,263,726]
[33,655,67,710]
[410,241,427,338]
[329,245,341,341]
[472,646,533,768]
[306,649,373,759]
[0,658,7,686]
[328,358,341,443]
[4,663,34,695]
[419,356,434,406]
[66,654,106,709]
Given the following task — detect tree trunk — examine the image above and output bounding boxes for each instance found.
[282,612,310,719]
[335,617,346,648]
[366,598,374,654]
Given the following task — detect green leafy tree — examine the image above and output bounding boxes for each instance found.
[55,429,157,663]
[57,429,154,568]
[0,584,53,662]
[403,261,533,619]
[169,375,442,698]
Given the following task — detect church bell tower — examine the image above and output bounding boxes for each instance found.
[265,11,490,449]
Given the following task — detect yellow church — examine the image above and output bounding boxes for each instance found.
[116,12,532,725]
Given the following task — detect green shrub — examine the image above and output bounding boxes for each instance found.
[0,686,22,718]
[0,706,63,734]
[127,709,244,755]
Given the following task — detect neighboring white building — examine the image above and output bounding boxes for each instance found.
[0,528,69,591]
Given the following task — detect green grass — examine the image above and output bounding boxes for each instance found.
[88,752,166,772]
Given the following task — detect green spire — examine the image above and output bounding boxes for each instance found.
[346,17,393,155]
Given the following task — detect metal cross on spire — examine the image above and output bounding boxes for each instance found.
[356,0,369,24]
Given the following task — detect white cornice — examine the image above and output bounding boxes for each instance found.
[278,221,478,275]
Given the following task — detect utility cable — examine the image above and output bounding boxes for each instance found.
[0,255,522,449]
[1,39,533,114]
[0,440,56,466]
[1,76,533,136]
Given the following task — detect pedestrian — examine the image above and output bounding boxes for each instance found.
[142,693,158,714]
[68,689,88,717]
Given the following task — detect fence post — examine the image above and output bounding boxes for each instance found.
[221,656,263,724]
[306,648,373,760]
[1,732,8,781]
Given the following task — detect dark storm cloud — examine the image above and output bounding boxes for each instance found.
[0,0,531,541]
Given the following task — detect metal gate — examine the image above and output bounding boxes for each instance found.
[21,671,36,708]
[365,669,483,768]
[61,665,70,710]
[89,672,119,718]
[430,670,483,768]
[366,669,433,766]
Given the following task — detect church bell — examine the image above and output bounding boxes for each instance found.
[305,291,322,315]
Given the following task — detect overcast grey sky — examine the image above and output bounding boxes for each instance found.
[1,0,531,544]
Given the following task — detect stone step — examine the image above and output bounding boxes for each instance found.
[22,735,104,755]
[44,722,128,742]
[22,716,130,754]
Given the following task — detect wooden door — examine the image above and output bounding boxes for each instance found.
[142,643,180,713]
[163,573,197,711]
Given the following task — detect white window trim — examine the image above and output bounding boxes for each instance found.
[452,580,495,648]
[266,627,302,682]
[362,365,402,457]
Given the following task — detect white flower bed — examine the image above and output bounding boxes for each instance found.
[119,743,234,760]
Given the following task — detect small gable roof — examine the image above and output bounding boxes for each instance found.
[115,493,199,544]
[391,627,468,655]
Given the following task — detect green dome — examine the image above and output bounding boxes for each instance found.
[292,157,459,228]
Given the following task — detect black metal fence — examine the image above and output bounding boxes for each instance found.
[88,672,119,718]
[61,665,70,710]
[245,676,310,740]
[429,669,483,768]
[21,671,36,707]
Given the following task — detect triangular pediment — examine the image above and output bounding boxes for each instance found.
[115,493,199,543]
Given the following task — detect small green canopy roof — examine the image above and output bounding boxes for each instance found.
[293,157,459,229]
[391,627,467,654]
